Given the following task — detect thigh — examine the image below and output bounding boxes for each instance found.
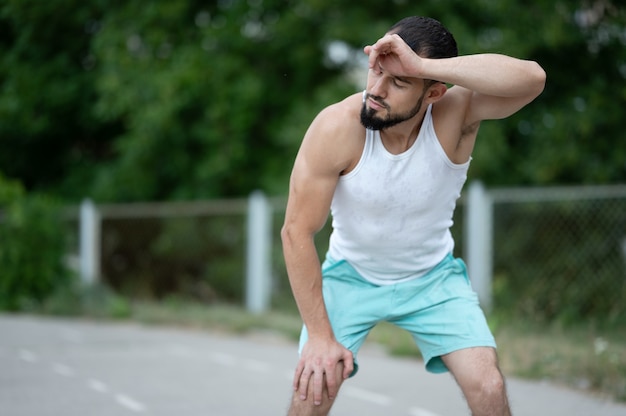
[441,346,508,410]
[392,256,496,373]
[441,346,500,382]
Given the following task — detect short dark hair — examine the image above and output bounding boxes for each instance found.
[388,16,458,59]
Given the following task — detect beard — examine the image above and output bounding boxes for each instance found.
[360,93,425,131]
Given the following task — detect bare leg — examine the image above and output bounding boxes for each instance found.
[442,347,511,416]
[287,361,346,416]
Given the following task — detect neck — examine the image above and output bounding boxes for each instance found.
[380,111,426,154]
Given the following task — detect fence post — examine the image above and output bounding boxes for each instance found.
[464,181,494,312]
[79,199,101,286]
[246,190,272,314]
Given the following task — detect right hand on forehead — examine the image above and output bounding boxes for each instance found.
[364,33,424,78]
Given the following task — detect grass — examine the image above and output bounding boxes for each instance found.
[495,322,626,402]
[33,287,626,403]
[131,298,303,341]
[367,318,626,403]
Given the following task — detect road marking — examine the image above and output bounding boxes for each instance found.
[206,349,441,416]
[343,386,392,406]
[116,394,147,413]
[15,345,144,415]
[409,407,443,416]
[52,362,75,377]
[18,349,38,363]
[88,378,109,393]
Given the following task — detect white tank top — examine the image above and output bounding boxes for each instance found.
[327,104,470,285]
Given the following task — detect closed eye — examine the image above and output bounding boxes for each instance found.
[378,62,411,88]
[392,78,406,88]
[393,75,412,87]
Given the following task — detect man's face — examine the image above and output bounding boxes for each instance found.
[360,57,429,130]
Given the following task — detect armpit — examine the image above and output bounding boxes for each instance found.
[461,120,481,138]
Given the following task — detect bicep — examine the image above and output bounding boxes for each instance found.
[283,120,347,237]
[282,100,359,239]
[284,158,338,237]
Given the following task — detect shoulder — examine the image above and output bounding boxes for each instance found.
[309,92,365,139]
[299,92,366,174]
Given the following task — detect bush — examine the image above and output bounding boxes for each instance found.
[0,175,73,310]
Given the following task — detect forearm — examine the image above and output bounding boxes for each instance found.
[420,53,546,98]
[282,230,334,339]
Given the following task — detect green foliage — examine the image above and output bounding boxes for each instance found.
[2,0,623,203]
[88,0,353,201]
[0,0,121,195]
[0,176,73,310]
[466,1,626,186]
[40,282,132,319]
[0,173,24,204]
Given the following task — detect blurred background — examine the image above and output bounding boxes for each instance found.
[0,0,625,403]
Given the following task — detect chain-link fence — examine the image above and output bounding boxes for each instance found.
[453,185,626,324]
[76,184,626,324]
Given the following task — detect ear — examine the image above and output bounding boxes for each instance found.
[425,82,448,103]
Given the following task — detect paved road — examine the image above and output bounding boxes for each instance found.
[1,315,625,416]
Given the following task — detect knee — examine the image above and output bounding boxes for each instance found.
[287,364,345,416]
[288,389,335,416]
[471,368,507,400]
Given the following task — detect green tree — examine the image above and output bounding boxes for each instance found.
[0,0,121,196]
[458,0,626,185]
[0,0,624,202]
[87,0,359,201]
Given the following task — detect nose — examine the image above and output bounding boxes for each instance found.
[369,74,387,99]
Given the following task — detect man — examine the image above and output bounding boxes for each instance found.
[281,16,546,416]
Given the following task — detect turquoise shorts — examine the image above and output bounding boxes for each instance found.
[298,254,496,375]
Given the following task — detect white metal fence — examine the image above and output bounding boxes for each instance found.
[71,182,626,320]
